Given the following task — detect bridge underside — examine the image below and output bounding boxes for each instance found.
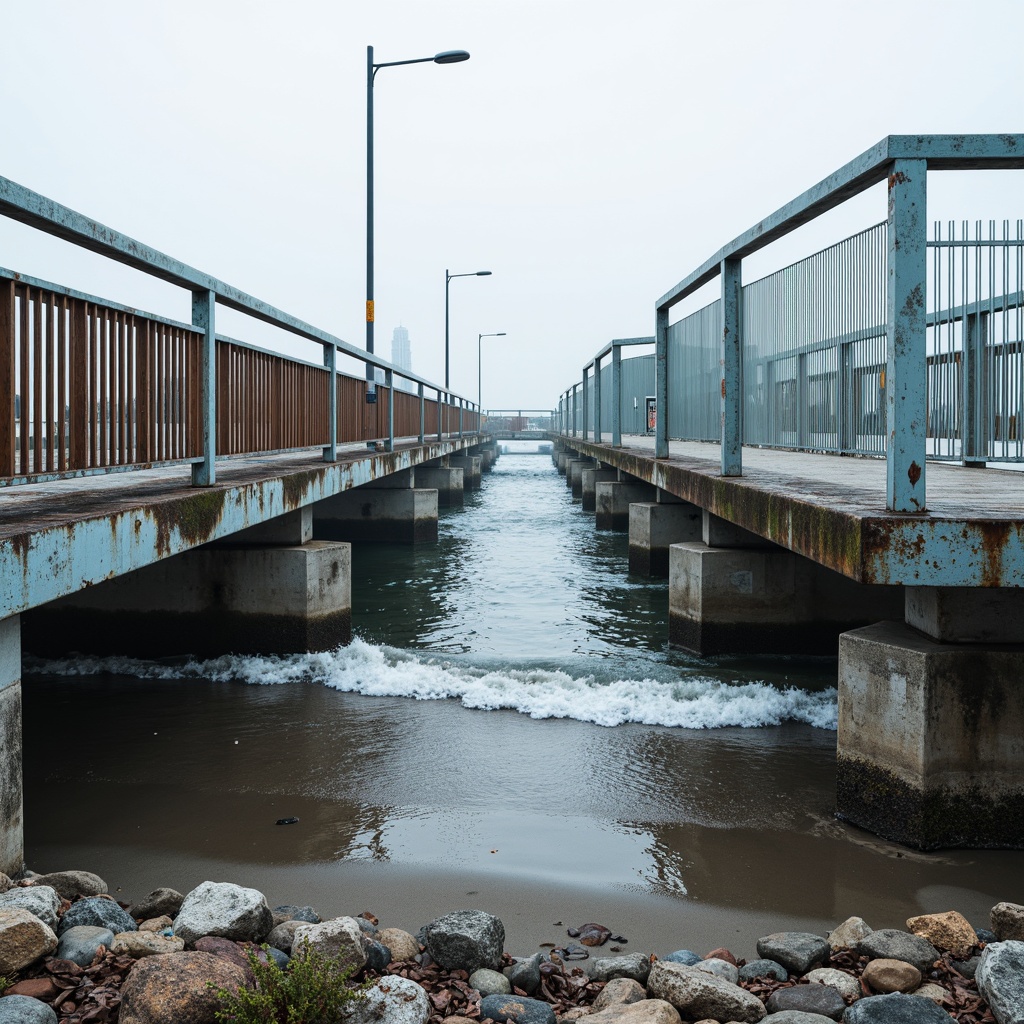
[557,434,1024,850]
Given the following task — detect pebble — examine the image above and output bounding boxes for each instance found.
[469,967,511,997]
[661,949,702,966]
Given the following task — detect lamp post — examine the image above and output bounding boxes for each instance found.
[445,269,491,391]
[366,45,469,402]
[478,332,506,413]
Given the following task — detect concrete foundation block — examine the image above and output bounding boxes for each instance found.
[668,541,903,655]
[905,586,1024,643]
[628,501,702,576]
[414,468,465,508]
[314,487,439,542]
[837,620,1024,848]
[595,480,657,531]
[0,617,22,877]
[567,459,591,496]
[23,541,352,658]
[581,469,618,512]
[449,456,481,490]
[556,452,570,474]
[703,511,774,548]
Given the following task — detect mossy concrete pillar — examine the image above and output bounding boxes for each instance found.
[837,619,1024,848]
[581,468,618,512]
[595,480,657,531]
[314,483,440,542]
[566,459,591,496]
[628,501,702,576]
[0,616,22,877]
[414,467,464,508]
[668,541,902,655]
[449,456,481,490]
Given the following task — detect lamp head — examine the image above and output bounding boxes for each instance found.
[476,271,492,276]
[434,50,470,64]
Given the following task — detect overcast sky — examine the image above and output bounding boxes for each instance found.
[2,0,1023,412]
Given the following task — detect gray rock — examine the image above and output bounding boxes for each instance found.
[587,1002,681,1024]
[694,957,738,985]
[58,897,135,937]
[293,917,368,974]
[272,904,321,924]
[590,953,651,985]
[265,946,289,969]
[763,1014,835,1024]
[977,940,1024,1024]
[738,957,787,982]
[507,953,542,995]
[990,902,1024,942]
[646,961,765,1023]
[32,872,107,901]
[265,920,302,954]
[591,978,647,1010]
[954,954,980,980]
[350,976,429,1024]
[470,968,512,997]
[756,932,830,974]
[172,881,272,944]
[364,939,391,972]
[480,994,555,1024]
[0,909,58,974]
[662,949,702,966]
[0,995,58,1023]
[854,930,940,974]
[842,992,954,1023]
[377,927,419,962]
[806,967,862,1002]
[128,888,183,921]
[55,925,114,967]
[0,888,61,932]
[424,910,504,974]
[977,928,998,945]
[766,983,847,1020]
[828,917,873,951]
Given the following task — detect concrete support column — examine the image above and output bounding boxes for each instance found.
[581,468,618,512]
[668,541,902,655]
[556,452,571,475]
[628,501,702,576]
[0,617,22,877]
[595,479,657,531]
[837,620,1024,848]
[414,467,465,508]
[314,486,440,542]
[568,458,594,499]
[449,456,482,490]
[23,541,352,658]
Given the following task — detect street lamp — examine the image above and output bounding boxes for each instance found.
[366,45,469,403]
[478,332,506,413]
[445,269,491,391]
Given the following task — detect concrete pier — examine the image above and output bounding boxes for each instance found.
[0,616,22,876]
[449,455,482,490]
[837,586,1024,848]
[595,479,657,531]
[556,452,570,475]
[668,540,902,655]
[581,468,618,512]
[628,500,702,576]
[415,464,465,508]
[566,459,591,497]
[314,470,440,542]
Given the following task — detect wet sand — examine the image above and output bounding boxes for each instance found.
[23,674,1024,956]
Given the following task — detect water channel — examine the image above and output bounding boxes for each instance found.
[21,447,1024,954]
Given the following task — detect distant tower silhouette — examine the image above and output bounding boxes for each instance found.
[391,325,412,374]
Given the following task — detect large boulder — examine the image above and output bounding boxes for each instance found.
[377,927,419,962]
[843,992,954,1023]
[118,950,246,1024]
[32,872,107,901]
[591,978,647,1011]
[292,917,368,974]
[424,910,504,974]
[757,932,829,974]
[905,911,977,959]
[128,889,184,922]
[990,902,1024,942]
[589,953,651,984]
[0,995,58,1023]
[977,940,1024,1024]
[646,961,766,1023]
[349,976,429,1024]
[587,1001,682,1024]
[0,888,62,932]
[854,930,940,974]
[0,907,58,974]
[55,925,114,967]
[265,920,302,954]
[172,882,272,944]
[58,896,136,937]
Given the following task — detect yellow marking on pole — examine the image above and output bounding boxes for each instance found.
[366,300,375,322]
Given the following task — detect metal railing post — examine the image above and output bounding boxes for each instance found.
[323,343,337,462]
[437,389,443,441]
[594,354,602,442]
[885,158,928,512]
[797,351,808,449]
[386,368,394,451]
[418,382,425,443]
[721,257,742,475]
[582,368,589,440]
[458,399,464,438]
[191,288,216,486]
[963,310,989,465]
[612,343,622,446]
[655,307,669,458]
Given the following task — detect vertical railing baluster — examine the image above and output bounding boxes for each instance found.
[192,289,216,486]
[611,345,622,446]
[0,280,13,477]
[594,353,602,443]
[721,257,742,475]
[655,307,669,458]
[323,342,337,462]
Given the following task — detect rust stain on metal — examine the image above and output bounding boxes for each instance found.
[908,461,922,486]
[720,379,726,398]
[888,170,910,189]
[977,520,1012,588]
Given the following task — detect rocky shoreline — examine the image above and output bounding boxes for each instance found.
[0,868,1018,1023]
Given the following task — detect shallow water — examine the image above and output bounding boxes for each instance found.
[22,448,1024,954]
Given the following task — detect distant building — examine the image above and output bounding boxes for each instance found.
[391,325,416,393]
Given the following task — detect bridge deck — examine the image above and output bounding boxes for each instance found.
[0,436,481,619]
[561,435,1024,588]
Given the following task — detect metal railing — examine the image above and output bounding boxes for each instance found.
[0,177,481,487]
[483,409,556,433]
[556,135,1024,512]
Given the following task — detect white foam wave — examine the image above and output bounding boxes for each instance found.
[27,639,838,731]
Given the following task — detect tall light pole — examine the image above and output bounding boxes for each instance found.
[478,332,506,413]
[366,46,469,403]
[445,269,491,391]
